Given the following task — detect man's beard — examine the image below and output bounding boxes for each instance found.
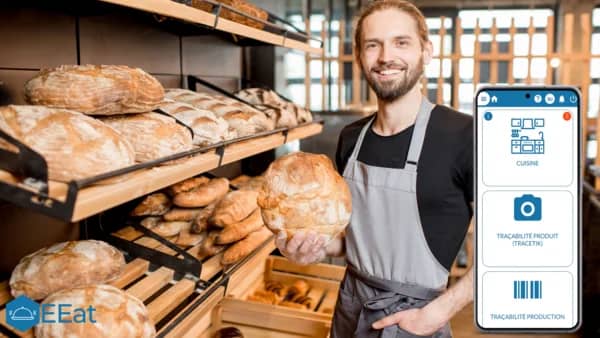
[363,57,424,102]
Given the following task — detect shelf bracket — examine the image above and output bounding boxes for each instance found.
[212,3,222,29]
[216,145,225,167]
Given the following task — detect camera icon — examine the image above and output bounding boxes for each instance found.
[514,194,542,221]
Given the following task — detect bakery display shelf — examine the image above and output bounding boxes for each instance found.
[207,256,345,338]
[0,229,275,338]
[0,119,323,223]
[97,0,323,55]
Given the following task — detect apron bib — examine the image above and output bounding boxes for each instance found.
[331,98,452,338]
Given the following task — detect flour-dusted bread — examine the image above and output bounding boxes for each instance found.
[258,152,351,240]
[236,87,313,125]
[0,105,135,182]
[211,190,259,227]
[9,240,125,300]
[101,112,193,163]
[25,64,164,115]
[35,284,155,338]
[160,99,235,146]
[165,88,274,136]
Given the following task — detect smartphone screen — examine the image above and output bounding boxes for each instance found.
[475,87,581,332]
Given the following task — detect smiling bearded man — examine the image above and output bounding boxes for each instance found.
[273,1,475,337]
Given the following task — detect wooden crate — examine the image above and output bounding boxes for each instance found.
[209,256,346,338]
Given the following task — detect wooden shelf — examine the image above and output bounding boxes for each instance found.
[97,0,323,55]
[0,122,323,222]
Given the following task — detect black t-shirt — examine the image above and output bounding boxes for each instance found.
[335,105,473,271]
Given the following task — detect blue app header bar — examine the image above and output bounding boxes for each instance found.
[477,89,579,108]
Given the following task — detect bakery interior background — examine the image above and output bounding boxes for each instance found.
[0,0,599,337]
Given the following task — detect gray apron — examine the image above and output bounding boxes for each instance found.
[331,98,452,338]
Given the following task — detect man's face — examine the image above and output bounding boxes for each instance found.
[359,8,432,102]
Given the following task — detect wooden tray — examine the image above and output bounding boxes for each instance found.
[209,256,346,338]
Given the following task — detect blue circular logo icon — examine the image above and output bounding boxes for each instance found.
[484,112,493,121]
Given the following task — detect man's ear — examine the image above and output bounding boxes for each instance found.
[422,40,433,65]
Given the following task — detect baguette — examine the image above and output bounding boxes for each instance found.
[173,177,229,207]
[221,226,271,265]
[215,208,263,244]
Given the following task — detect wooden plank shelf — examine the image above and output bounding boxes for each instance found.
[0,121,323,222]
[97,0,323,55]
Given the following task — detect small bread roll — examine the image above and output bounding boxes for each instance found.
[191,203,216,233]
[131,193,171,216]
[145,221,187,237]
[173,178,229,207]
[215,208,263,244]
[169,176,210,195]
[163,208,203,222]
[211,190,258,227]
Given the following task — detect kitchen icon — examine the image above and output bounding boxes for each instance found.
[510,118,545,154]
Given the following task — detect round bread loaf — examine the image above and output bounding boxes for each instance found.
[100,112,193,163]
[35,284,155,338]
[0,105,135,182]
[25,64,164,115]
[10,240,125,300]
[258,152,351,240]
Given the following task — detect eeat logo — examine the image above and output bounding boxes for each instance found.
[5,295,97,332]
[5,295,39,331]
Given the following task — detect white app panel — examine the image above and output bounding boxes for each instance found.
[481,109,574,186]
[482,190,573,267]
[481,271,574,329]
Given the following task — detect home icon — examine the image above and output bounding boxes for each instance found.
[5,295,39,332]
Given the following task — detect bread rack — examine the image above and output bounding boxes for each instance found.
[97,0,323,54]
[0,118,323,222]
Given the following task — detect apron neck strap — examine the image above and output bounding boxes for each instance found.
[405,97,435,170]
[348,96,436,166]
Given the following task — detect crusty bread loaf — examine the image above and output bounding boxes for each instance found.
[165,89,274,136]
[221,226,272,265]
[198,230,227,258]
[131,193,171,216]
[236,87,313,125]
[216,208,263,244]
[258,152,351,240]
[10,240,125,300]
[0,105,135,182]
[35,284,155,338]
[173,177,229,208]
[25,64,164,115]
[160,99,235,146]
[101,112,193,163]
[211,190,259,227]
[191,0,269,30]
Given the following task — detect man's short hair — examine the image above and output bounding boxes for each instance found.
[353,0,429,60]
